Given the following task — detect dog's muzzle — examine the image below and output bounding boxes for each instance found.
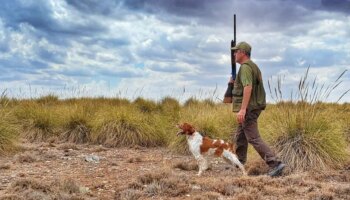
[176,131,184,136]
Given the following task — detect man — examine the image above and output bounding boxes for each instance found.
[230,41,285,177]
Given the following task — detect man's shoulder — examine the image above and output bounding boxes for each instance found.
[240,63,253,72]
[244,59,258,67]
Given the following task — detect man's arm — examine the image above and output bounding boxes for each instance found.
[237,85,252,123]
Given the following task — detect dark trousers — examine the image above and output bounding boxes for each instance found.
[234,109,280,168]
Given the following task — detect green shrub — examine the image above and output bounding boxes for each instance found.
[90,105,167,147]
[59,104,94,143]
[133,97,159,113]
[0,103,18,155]
[35,94,59,105]
[262,68,349,172]
[15,103,61,142]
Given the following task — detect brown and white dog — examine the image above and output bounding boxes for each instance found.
[177,123,246,176]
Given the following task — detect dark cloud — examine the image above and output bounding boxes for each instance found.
[0,42,9,52]
[65,0,121,15]
[321,0,350,13]
[94,38,130,49]
[36,48,67,64]
[0,56,48,73]
[0,74,26,82]
[0,0,108,47]
[0,0,348,101]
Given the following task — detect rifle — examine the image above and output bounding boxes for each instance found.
[223,14,236,103]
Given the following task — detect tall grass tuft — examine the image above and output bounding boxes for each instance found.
[0,91,18,154]
[183,97,200,107]
[35,94,59,105]
[59,104,94,143]
[91,104,167,147]
[15,102,61,142]
[262,68,349,171]
[159,96,181,121]
[133,97,159,113]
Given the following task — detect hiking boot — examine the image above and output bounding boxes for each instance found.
[268,163,285,177]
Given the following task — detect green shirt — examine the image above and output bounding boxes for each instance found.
[232,59,266,112]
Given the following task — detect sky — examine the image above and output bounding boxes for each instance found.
[0,0,349,103]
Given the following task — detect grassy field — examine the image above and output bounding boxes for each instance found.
[0,91,349,199]
[1,95,349,171]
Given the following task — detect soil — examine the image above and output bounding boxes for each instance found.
[0,142,349,200]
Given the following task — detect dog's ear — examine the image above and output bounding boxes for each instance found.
[188,126,195,135]
[183,123,195,135]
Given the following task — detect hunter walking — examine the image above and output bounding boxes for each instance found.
[230,41,285,177]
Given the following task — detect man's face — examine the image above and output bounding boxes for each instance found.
[234,50,244,63]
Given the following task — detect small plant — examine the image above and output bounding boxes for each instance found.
[15,102,61,142]
[133,97,159,113]
[91,105,167,147]
[183,97,200,107]
[262,67,349,172]
[159,96,180,121]
[35,94,59,105]
[0,91,18,155]
[59,104,93,143]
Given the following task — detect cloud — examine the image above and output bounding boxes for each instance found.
[0,0,349,102]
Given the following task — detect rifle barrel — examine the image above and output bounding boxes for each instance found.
[234,14,236,41]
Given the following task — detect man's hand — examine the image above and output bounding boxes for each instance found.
[229,77,235,84]
[236,109,246,124]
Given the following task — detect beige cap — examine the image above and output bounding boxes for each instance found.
[231,41,251,54]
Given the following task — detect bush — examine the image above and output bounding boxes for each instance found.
[90,105,167,147]
[59,104,93,143]
[0,92,18,155]
[15,103,61,142]
[35,94,59,105]
[0,110,17,155]
[262,68,349,172]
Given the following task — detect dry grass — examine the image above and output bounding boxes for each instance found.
[1,142,349,199]
[0,74,348,178]
[115,189,142,200]
[90,105,167,147]
[15,152,36,163]
[127,157,142,163]
[15,102,61,142]
[0,164,11,170]
[116,170,190,199]
[59,104,94,144]
[261,68,350,172]
[0,96,18,155]
[0,194,22,200]
[2,178,86,200]
[57,143,79,151]
[173,161,198,171]
[246,159,269,176]
[192,192,221,200]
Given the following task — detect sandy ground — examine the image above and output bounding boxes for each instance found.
[0,142,349,200]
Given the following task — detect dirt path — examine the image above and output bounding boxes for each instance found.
[0,142,349,199]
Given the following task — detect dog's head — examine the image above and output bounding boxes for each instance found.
[176,123,196,136]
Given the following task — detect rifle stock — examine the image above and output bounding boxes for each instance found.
[223,14,236,103]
